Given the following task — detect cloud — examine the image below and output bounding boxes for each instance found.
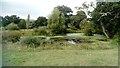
[1,0,96,19]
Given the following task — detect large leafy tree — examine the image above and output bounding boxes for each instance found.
[80,18,94,36]
[75,1,95,17]
[18,19,26,29]
[91,2,120,38]
[47,8,66,34]
[32,16,47,28]
[55,5,73,17]
[2,15,20,27]
[55,5,73,27]
[70,10,87,29]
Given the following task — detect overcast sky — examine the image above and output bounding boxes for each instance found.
[1,0,96,19]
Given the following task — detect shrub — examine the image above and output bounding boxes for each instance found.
[80,19,94,36]
[84,29,93,36]
[5,23,19,30]
[20,37,46,48]
[18,19,26,29]
[0,27,5,30]
[2,31,21,43]
[20,30,33,36]
[33,26,48,36]
[67,28,75,33]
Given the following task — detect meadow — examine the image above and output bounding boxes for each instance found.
[2,30,118,66]
[1,1,120,67]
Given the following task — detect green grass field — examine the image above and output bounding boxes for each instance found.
[3,48,118,66]
[2,31,119,66]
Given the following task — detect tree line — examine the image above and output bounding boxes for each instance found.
[0,1,120,39]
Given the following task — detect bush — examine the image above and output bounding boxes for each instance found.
[67,28,82,33]
[67,28,75,33]
[5,23,19,30]
[0,27,5,30]
[47,25,67,35]
[80,19,94,36]
[21,37,46,48]
[2,31,21,43]
[84,29,93,36]
[33,26,48,36]
[18,19,26,29]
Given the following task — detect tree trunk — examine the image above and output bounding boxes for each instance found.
[100,22,110,38]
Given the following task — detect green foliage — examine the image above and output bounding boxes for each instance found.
[91,2,120,38]
[0,16,2,27]
[47,8,66,35]
[55,5,73,17]
[18,19,26,29]
[80,19,94,36]
[70,10,87,29]
[21,37,45,48]
[33,26,48,36]
[70,15,80,28]
[2,15,20,27]
[109,39,118,47]
[66,28,82,33]
[2,31,21,43]
[67,28,76,33]
[32,17,47,28]
[55,5,73,28]
[79,43,111,50]
[20,29,33,36]
[75,2,95,16]
[0,27,5,30]
[84,29,93,36]
[5,23,19,30]
[26,14,30,29]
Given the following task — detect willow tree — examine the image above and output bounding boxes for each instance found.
[47,8,66,35]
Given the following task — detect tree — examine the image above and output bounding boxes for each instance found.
[26,14,30,29]
[55,5,73,17]
[91,2,120,38]
[2,16,10,27]
[18,19,26,29]
[10,15,20,24]
[70,15,80,29]
[75,1,95,17]
[2,15,20,27]
[70,10,87,29]
[80,18,94,36]
[47,8,66,34]
[55,5,73,27]
[0,16,2,27]
[32,16,47,28]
